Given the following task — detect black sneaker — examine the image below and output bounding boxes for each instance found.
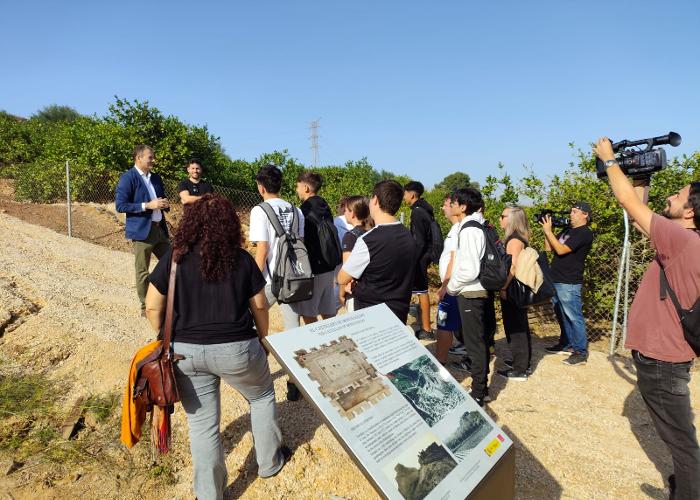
[545,344,573,355]
[286,381,302,401]
[469,391,491,406]
[562,352,588,366]
[448,358,471,373]
[415,329,434,340]
[503,360,533,375]
[496,369,528,381]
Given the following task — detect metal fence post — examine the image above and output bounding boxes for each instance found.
[609,209,630,355]
[65,160,72,237]
[621,237,632,349]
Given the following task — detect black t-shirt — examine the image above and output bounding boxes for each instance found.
[550,225,594,284]
[149,246,265,344]
[342,226,367,253]
[178,179,213,197]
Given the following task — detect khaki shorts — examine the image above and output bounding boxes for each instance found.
[295,271,337,317]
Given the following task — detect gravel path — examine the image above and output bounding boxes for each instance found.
[0,212,698,499]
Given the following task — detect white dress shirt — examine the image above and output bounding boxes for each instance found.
[134,165,162,222]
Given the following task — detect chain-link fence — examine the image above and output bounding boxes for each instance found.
[523,233,653,354]
[0,162,654,355]
[0,162,262,233]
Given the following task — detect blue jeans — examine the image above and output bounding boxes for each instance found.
[173,339,284,500]
[633,350,700,499]
[551,283,587,355]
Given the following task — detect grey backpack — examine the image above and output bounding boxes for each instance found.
[258,202,314,304]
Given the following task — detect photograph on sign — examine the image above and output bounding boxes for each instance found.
[432,407,494,462]
[385,355,466,427]
[264,303,512,499]
[382,432,457,500]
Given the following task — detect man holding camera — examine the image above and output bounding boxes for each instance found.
[540,202,594,366]
[595,137,699,499]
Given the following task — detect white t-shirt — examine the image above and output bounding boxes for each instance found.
[439,222,460,282]
[249,198,305,283]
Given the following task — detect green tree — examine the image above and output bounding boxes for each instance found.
[482,163,519,224]
[434,171,479,191]
[2,97,241,202]
[32,105,81,122]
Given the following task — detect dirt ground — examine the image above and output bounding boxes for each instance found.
[0,199,699,499]
[0,179,131,253]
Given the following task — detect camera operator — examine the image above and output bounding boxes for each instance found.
[595,137,700,499]
[540,202,594,366]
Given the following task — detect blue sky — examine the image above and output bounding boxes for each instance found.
[2,1,699,187]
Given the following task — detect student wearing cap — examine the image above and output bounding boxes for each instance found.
[539,201,595,366]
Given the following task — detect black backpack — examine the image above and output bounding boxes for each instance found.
[428,219,444,264]
[414,205,443,264]
[458,219,508,291]
[305,211,343,271]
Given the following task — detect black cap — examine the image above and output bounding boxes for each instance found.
[573,201,592,222]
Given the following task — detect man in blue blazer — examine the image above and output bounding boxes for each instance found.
[115,144,171,316]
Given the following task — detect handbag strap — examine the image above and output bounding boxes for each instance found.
[162,254,178,359]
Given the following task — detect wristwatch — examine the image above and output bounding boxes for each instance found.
[604,159,618,169]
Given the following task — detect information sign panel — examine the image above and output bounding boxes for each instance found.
[264,304,513,500]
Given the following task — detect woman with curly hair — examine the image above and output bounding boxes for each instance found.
[145,193,290,499]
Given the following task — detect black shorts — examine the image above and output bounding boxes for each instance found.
[412,254,430,293]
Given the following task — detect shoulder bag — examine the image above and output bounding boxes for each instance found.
[133,256,181,408]
[507,251,556,308]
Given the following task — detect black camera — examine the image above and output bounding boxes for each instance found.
[534,209,570,228]
[596,132,681,179]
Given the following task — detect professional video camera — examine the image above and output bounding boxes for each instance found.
[596,132,681,179]
[534,209,570,228]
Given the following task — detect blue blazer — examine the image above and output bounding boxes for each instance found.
[115,167,169,241]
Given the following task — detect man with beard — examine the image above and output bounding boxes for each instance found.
[595,137,699,499]
[178,159,213,204]
[541,202,595,366]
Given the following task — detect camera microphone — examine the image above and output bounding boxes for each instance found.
[652,132,682,148]
[612,131,681,152]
